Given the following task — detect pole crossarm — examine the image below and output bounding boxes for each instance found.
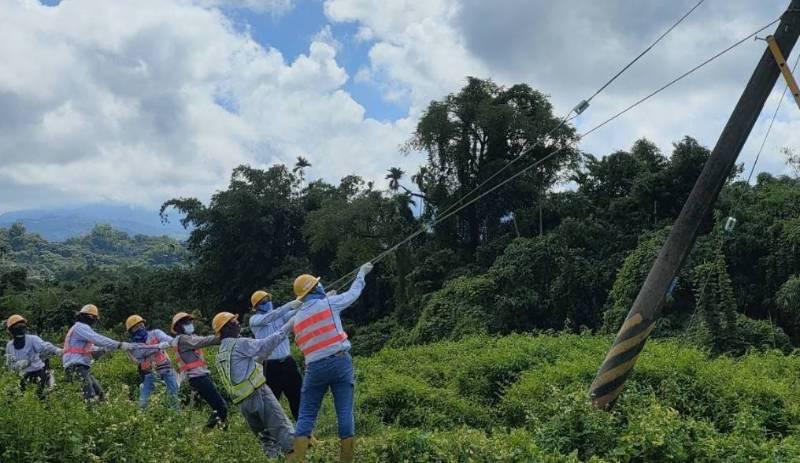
[766,35,800,110]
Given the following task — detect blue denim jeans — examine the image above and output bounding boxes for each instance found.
[139,368,179,409]
[295,352,354,438]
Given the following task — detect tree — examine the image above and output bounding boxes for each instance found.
[293,156,312,182]
[161,164,307,310]
[386,167,404,193]
[407,77,578,252]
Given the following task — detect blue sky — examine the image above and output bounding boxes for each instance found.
[221,0,408,122]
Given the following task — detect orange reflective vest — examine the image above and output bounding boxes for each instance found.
[129,336,169,370]
[63,326,94,356]
[293,305,348,361]
[174,346,207,372]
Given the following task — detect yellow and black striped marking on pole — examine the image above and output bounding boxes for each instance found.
[589,312,656,409]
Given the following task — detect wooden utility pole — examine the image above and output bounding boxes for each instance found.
[589,0,800,409]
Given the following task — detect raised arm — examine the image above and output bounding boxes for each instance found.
[249,300,302,328]
[242,316,296,362]
[328,263,373,314]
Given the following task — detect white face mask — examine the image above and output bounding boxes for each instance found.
[183,323,195,335]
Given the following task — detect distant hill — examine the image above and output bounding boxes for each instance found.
[0,203,189,241]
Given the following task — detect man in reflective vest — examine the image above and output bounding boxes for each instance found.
[5,314,62,399]
[290,262,373,463]
[170,311,227,429]
[249,290,303,420]
[63,304,140,402]
[213,311,297,458]
[125,315,177,409]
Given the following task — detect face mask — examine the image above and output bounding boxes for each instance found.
[313,283,326,296]
[257,301,274,312]
[10,325,27,338]
[183,323,195,335]
[131,327,148,342]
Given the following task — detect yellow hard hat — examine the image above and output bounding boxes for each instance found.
[171,312,193,334]
[6,314,27,329]
[293,274,321,300]
[212,312,238,335]
[250,290,272,309]
[125,315,145,331]
[80,304,100,317]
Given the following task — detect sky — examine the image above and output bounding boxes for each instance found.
[1,0,798,212]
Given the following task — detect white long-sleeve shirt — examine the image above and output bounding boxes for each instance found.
[62,322,121,368]
[128,329,173,370]
[6,335,61,374]
[249,301,297,360]
[221,319,294,385]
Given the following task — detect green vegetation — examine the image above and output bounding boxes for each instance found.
[1,78,800,461]
[4,334,800,462]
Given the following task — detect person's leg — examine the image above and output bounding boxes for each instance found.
[294,361,329,438]
[139,373,155,409]
[75,366,99,402]
[240,395,277,457]
[89,372,105,401]
[189,375,228,428]
[32,369,49,399]
[255,386,295,456]
[328,354,355,462]
[283,357,304,421]
[159,369,180,409]
[264,360,285,401]
[330,355,355,439]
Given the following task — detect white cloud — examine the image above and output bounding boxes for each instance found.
[0,0,422,212]
[192,0,294,14]
[325,0,799,177]
[1,0,798,215]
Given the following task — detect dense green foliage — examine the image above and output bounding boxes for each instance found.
[4,335,800,462]
[2,78,799,356]
[1,77,799,462]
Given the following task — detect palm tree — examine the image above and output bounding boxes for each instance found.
[386,167,405,192]
[293,156,312,181]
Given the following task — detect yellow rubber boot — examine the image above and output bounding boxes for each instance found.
[290,437,309,462]
[340,437,354,463]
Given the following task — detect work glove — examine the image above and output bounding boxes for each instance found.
[54,348,64,356]
[287,299,303,310]
[14,359,30,370]
[119,342,136,351]
[326,290,338,297]
[358,262,374,278]
[157,342,170,350]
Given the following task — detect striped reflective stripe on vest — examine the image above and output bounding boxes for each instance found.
[63,326,94,355]
[293,306,348,357]
[129,336,169,370]
[215,339,266,404]
[174,346,207,372]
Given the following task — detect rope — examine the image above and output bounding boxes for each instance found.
[329,17,781,293]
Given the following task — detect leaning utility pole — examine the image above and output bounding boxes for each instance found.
[589,0,800,409]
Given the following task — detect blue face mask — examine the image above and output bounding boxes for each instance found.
[257,301,274,313]
[131,327,148,342]
[314,283,326,296]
